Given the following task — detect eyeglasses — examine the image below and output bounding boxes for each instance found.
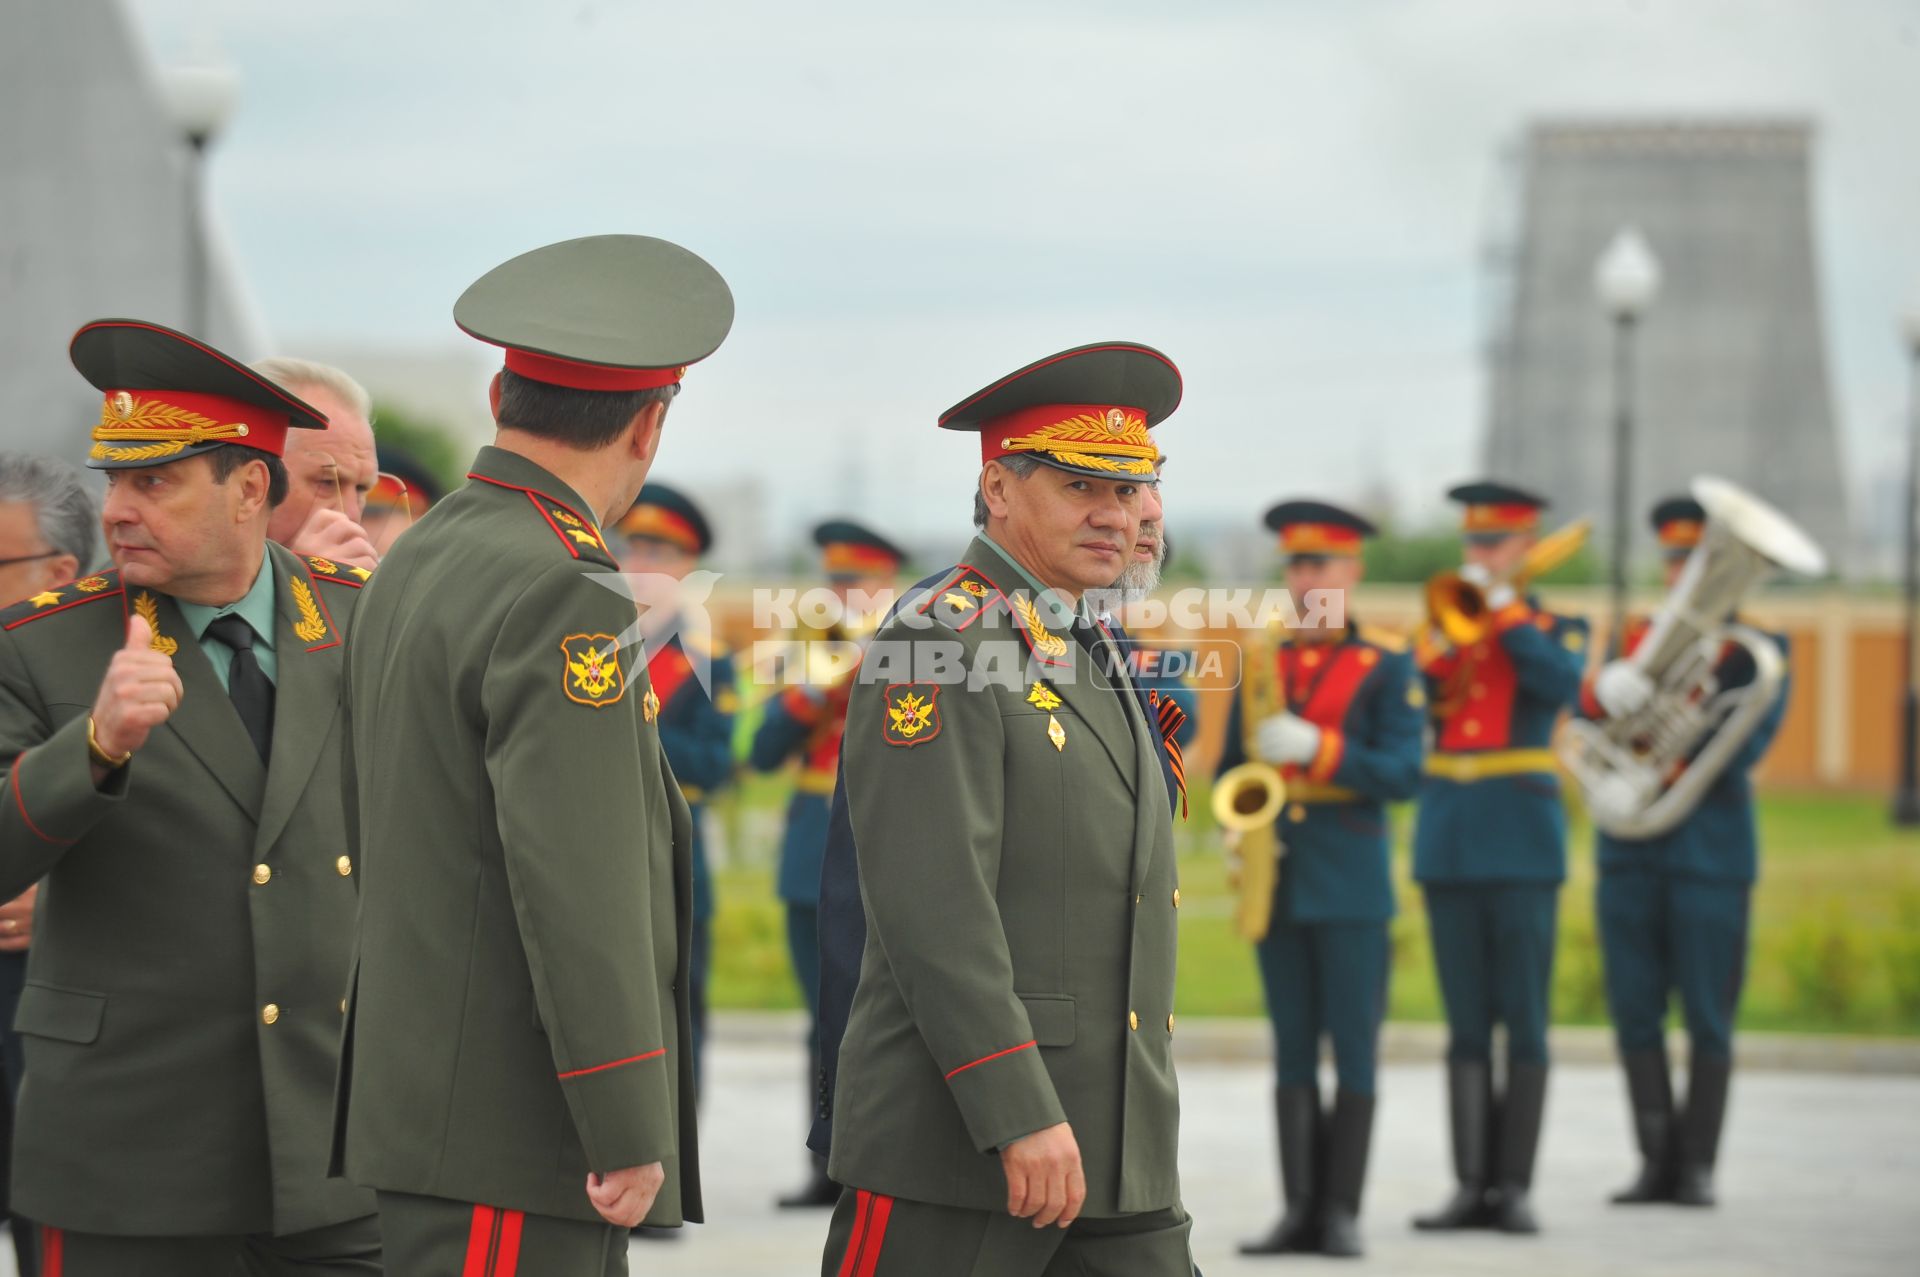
[0,552,59,570]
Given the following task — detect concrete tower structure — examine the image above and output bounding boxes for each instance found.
[0,0,261,461]
[1482,119,1848,573]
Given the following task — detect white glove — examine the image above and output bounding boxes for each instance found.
[1484,582,1517,610]
[1594,660,1655,718]
[1255,712,1322,766]
[1457,562,1494,590]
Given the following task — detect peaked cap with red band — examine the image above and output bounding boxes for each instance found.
[813,519,906,577]
[1650,494,1706,558]
[937,341,1182,480]
[617,480,713,554]
[1264,498,1377,558]
[71,319,328,471]
[1448,479,1549,539]
[456,234,733,394]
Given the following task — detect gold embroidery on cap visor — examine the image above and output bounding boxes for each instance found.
[90,396,253,463]
[561,633,625,707]
[998,410,1157,475]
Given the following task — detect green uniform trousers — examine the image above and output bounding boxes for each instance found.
[37,1213,379,1277]
[820,1188,1192,1277]
[375,1191,628,1277]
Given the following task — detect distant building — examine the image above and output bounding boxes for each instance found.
[0,0,262,461]
[1481,119,1850,573]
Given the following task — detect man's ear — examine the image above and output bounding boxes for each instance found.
[625,398,670,466]
[981,462,1014,521]
[37,555,79,592]
[488,372,504,421]
[235,458,273,522]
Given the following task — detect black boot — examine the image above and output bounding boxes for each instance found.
[1320,1089,1374,1258]
[1239,1085,1322,1254]
[1490,1061,1547,1234]
[1610,1050,1676,1204]
[777,1149,840,1208]
[1413,1060,1493,1230]
[1674,1055,1731,1207]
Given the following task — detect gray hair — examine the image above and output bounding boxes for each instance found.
[971,454,1044,528]
[0,453,98,567]
[250,356,373,423]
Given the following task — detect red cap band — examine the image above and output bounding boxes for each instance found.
[91,389,292,463]
[503,349,686,391]
[823,543,901,575]
[1462,502,1540,534]
[1280,523,1363,556]
[617,505,701,552]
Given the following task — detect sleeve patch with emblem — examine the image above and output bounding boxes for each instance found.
[561,633,626,707]
[881,682,943,747]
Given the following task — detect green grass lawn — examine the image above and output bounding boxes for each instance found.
[703,778,1920,1037]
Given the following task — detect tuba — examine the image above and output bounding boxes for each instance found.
[1560,477,1826,839]
[1215,626,1288,942]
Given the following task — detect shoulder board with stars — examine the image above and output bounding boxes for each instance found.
[914,563,1003,633]
[1358,623,1409,654]
[469,474,615,562]
[0,570,124,632]
[302,556,373,587]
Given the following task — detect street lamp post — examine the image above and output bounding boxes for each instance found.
[160,64,239,338]
[1594,227,1663,657]
[1894,301,1920,825]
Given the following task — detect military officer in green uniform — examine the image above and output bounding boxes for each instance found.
[1583,496,1791,1208]
[335,236,732,1276]
[614,481,740,1090]
[823,342,1195,1276]
[0,320,379,1274]
[1219,500,1424,1259]
[1411,481,1588,1236]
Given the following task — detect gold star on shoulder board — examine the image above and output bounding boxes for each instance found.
[28,590,62,608]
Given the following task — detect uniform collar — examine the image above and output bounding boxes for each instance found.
[468,444,600,524]
[177,546,277,649]
[976,531,1094,629]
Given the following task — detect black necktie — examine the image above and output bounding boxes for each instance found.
[205,614,274,761]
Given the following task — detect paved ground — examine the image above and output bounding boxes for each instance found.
[3,1017,1912,1275]
[623,1019,1920,1276]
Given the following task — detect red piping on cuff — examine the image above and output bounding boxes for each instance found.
[11,754,73,847]
[557,1047,666,1080]
[944,1040,1037,1081]
[1307,728,1345,783]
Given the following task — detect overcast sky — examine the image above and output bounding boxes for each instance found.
[129,0,1920,545]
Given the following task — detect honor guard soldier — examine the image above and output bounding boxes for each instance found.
[823,342,1196,1276]
[0,321,379,1274]
[1219,501,1423,1258]
[336,235,732,1274]
[1583,497,1790,1208]
[750,519,903,1209]
[615,482,740,1089]
[1411,481,1588,1235]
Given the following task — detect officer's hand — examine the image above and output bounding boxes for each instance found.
[0,884,36,952]
[288,506,379,571]
[1001,1122,1085,1229]
[1595,660,1656,718]
[90,615,184,761]
[1253,712,1321,767]
[1457,561,1495,590]
[585,1163,665,1227]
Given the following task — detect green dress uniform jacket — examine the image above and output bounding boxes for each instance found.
[333,446,700,1228]
[0,545,374,1238]
[828,537,1181,1219]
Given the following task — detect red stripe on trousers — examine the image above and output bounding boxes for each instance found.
[494,1209,524,1277]
[40,1227,62,1277]
[855,1194,895,1277]
[461,1205,496,1277]
[836,1189,874,1277]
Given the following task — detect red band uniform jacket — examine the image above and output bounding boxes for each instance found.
[828,536,1181,1218]
[0,546,373,1237]
[332,446,700,1227]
